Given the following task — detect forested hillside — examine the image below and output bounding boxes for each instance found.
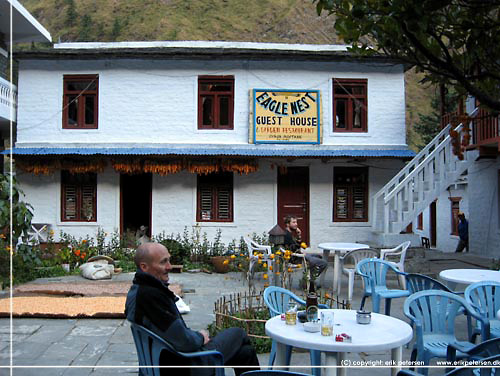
[19,0,435,150]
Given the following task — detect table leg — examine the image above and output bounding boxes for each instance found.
[333,252,341,294]
[274,342,288,371]
[324,351,345,376]
[320,250,330,288]
[391,346,402,376]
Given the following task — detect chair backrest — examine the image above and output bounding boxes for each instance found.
[380,241,411,263]
[405,273,453,295]
[356,258,402,291]
[403,290,476,336]
[446,353,500,376]
[342,248,379,270]
[465,281,500,320]
[244,237,271,256]
[129,322,223,376]
[263,286,305,317]
[241,370,311,376]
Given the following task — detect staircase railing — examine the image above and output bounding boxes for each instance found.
[372,108,479,234]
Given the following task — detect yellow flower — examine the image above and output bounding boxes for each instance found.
[6,246,12,252]
[82,240,87,244]
[269,265,273,271]
[300,242,308,249]
[223,259,229,265]
[258,253,263,259]
[276,250,282,255]
[230,255,236,259]
[287,268,293,273]
[284,255,290,260]
[263,274,268,279]
[270,254,275,259]
[239,253,244,257]
[253,252,258,256]
[49,230,55,236]
[263,283,269,288]
[296,264,302,268]
[276,271,281,276]
[258,259,262,264]
[325,293,331,299]
[263,263,267,268]
[238,263,242,268]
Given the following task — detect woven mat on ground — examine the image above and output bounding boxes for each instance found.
[14,282,182,297]
[1,283,182,318]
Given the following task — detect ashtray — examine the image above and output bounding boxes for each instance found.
[303,322,320,333]
[297,310,307,323]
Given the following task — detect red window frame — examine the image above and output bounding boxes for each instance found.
[333,167,368,222]
[450,197,461,235]
[198,76,234,130]
[61,171,97,222]
[62,74,99,129]
[196,172,233,222]
[417,212,424,230]
[333,78,367,132]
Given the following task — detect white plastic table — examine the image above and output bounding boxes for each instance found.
[265,309,413,376]
[439,268,500,290]
[317,243,369,293]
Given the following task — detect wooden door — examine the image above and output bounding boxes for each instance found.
[430,200,437,247]
[278,166,309,244]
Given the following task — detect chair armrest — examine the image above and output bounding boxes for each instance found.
[446,342,471,362]
[179,349,224,364]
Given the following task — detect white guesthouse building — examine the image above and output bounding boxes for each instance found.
[11,41,418,248]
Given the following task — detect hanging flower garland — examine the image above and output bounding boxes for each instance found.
[221,160,258,175]
[449,114,471,160]
[15,158,107,175]
[111,159,144,174]
[143,160,183,175]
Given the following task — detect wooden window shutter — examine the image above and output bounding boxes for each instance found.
[217,186,231,220]
[64,185,77,220]
[81,184,96,221]
[197,172,233,222]
[200,186,214,221]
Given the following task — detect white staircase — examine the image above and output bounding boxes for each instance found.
[372,113,479,240]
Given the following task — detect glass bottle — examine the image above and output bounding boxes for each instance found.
[306,280,318,322]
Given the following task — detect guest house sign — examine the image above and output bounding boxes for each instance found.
[252,89,321,144]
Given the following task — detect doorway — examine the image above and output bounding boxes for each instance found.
[430,200,437,247]
[277,166,310,244]
[120,173,152,238]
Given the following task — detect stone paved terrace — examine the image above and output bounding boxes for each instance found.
[0,249,496,376]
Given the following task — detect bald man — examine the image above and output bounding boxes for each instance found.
[125,242,259,376]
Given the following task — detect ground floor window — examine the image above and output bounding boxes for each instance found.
[197,172,233,222]
[61,171,97,222]
[449,197,461,235]
[333,167,368,222]
[417,212,423,230]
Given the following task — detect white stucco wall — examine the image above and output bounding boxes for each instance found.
[468,157,500,258]
[16,59,406,148]
[18,158,405,249]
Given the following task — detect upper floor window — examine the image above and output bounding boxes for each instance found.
[333,78,367,132]
[198,76,234,130]
[333,167,368,222]
[63,75,99,129]
[197,172,233,222]
[61,171,97,222]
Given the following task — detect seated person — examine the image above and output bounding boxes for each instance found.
[125,242,259,376]
[283,215,327,279]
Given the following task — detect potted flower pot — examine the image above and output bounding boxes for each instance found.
[211,256,230,273]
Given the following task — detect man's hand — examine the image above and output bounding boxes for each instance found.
[296,227,302,239]
[199,329,210,345]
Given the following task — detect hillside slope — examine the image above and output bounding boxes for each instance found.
[19,0,433,150]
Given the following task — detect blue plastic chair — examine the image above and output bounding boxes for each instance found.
[263,286,328,376]
[405,273,458,295]
[398,353,500,375]
[129,321,224,376]
[447,337,500,363]
[356,258,409,315]
[464,281,500,342]
[403,290,490,375]
[241,371,311,376]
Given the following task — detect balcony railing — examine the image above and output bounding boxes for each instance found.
[471,108,499,147]
[442,108,500,149]
[0,76,17,122]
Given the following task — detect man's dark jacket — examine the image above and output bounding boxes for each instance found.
[125,269,204,352]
